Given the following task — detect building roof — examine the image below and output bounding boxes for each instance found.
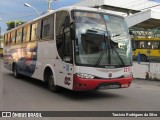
[75,0,160,12]
[126,9,160,28]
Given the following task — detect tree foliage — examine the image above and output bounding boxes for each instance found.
[6,21,25,30]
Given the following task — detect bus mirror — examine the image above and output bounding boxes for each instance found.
[63,27,70,33]
[63,22,74,33]
[68,22,75,40]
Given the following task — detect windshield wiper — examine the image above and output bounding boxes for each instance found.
[94,34,126,67]
[85,29,126,67]
[111,33,128,39]
[110,43,125,66]
[94,49,106,67]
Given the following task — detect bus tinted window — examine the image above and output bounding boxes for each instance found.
[42,15,54,38]
[23,25,30,42]
[64,31,72,57]
[152,42,160,49]
[135,40,160,49]
[4,34,7,45]
[16,28,22,43]
[56,11,70,59]
[31,23,38,41]
[11,31,16,44]
[135,41,146,49]
[147,41,160,49]
[56,11,70,36]
[7,33,11,45]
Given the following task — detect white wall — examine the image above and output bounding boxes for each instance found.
[133,62,149,79]
[148,62,160,80]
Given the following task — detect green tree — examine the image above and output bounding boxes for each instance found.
[6,21,25,30]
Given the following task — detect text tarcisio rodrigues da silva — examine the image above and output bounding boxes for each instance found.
[112,112,158,117]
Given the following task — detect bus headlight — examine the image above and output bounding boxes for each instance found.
[76,73,95,79]
[123,72,132,78]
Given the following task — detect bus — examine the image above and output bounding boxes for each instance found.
[3,6,132,92]
[132,38,160,62]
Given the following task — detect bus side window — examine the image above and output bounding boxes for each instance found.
[31,22,41,41]
[23,25,30,42]
[31,23,37,41]
[11,31,16,45]
[56,11,71,60]
[152,41,159,49]
[16,28,22,44]
[63,28,73,63]
[139,41,145,49]
[8,33,11,45]
[4,34,8,46]
[42,15,54,39]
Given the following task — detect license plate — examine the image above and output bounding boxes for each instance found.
[98,84,120,90]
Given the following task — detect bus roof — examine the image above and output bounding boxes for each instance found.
[56,6,125,16]
[5,6,124,34]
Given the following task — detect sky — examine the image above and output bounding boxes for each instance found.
[0,0,160,34]
[0,0,80,34]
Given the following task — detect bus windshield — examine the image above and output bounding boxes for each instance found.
[73,11,132,68]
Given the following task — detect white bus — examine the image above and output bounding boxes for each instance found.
[3,6,132,91]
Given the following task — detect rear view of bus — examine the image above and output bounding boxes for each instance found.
[71,9,132,90]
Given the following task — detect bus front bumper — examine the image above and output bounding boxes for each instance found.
[73,75,133,91]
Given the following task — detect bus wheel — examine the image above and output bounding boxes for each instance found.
[140,55,147,62]
[13,65,20,79]
[47,72,59,92]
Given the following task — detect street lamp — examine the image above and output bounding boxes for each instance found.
[24,3,40,16]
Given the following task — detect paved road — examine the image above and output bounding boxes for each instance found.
[0,59,160,120]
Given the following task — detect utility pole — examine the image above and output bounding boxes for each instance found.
[48,0,52,13]
[48,0,59,13]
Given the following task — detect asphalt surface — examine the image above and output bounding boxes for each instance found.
[0,59,160,120]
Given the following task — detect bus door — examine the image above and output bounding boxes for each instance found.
[55,11,74,89]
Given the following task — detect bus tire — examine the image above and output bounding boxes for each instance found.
[47,71,59,92]
[13,64,21,79]
[140,55,147,62]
